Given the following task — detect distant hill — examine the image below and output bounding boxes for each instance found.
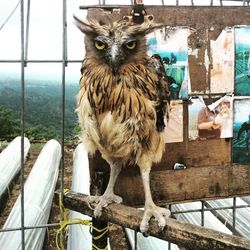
[0,77,79,140]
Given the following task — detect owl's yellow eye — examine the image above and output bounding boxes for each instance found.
[125,41,137,50]
[95,40,106,50]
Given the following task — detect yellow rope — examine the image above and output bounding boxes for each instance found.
[92,243,108,250]
[56,190,109,250]
[59,189,69,221]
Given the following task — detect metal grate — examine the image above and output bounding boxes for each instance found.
[0,0,249,249]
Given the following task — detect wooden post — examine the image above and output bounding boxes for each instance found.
[109,224,131,250]
[91,171,109,250]
[56,191,250,250]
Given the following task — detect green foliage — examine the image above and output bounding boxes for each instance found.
[0,106,20,137]
[0,79,79,140]
[26,124,57,139]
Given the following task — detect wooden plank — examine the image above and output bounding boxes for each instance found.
[160,139,230,169]
[58,191,250,250]
[188,27,209,93]
[88,139,232,206]
[90,172,109,249]
[185,139,231,167]
[85,6,250,27]
[89,138,230,172]
[115,166,229,206]
[229,165,250,196]
[108,224,131,250]
[88,160,250,206]
[156,142,187,170]
[117,164,250,206]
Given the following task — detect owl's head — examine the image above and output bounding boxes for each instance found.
[74,15,163,74]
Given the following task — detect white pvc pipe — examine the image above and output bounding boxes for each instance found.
[67,143,111,250]
[67,143,91,250]
[0,136,30,200]
[0,139,61,250]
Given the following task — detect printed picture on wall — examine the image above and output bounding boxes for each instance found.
[189,97,206,140]
[147,27,189,100]
[164,100,183,143]
[232,99,250,164]
[210,28,234,93]
[235,26,250,95]
[189,96,233,141]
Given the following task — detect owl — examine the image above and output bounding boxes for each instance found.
[74,15,171,232]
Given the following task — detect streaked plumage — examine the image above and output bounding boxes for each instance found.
[75,16,170,232]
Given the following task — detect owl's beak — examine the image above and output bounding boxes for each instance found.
[109,44,122,75]
[110,60,119,75]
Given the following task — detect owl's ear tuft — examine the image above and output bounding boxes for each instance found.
[138,15,166,35]
[123,15,165,36]
[136,22,165,36]
[73,15,96,35]
[125,18,165,36]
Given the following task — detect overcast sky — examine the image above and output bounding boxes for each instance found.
[0,0,87,60]
[0,0,247,79]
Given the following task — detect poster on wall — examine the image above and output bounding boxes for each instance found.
[147,28,189,100]
[188,97,206,140]
[189,96,233,141]
[235,26,250,95]
[232,99,250,164]
[164,100,183,143]
[210,28,234,93]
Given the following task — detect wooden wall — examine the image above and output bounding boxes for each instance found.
[85,6,250,207]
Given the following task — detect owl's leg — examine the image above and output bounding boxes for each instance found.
[87,164,122,217]
[139,167,170,233]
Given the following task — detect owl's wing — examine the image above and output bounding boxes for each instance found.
[148,54,171,132]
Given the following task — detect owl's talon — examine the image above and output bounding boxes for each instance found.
[140,205,170,233]
[85,195,100,204]
[140,220,149,233]
[142,231,150,237]
[84,196,100,211]
[158,224,165,232]
[86,193,123,218]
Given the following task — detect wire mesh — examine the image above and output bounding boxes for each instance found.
[20,0,25,248]
[0,0,249,250]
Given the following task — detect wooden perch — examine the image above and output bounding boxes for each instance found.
[56,191,250,250]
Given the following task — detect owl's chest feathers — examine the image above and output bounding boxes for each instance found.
[81,61,158,122]
[78,60,165,163]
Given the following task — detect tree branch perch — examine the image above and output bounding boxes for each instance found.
[56,191,250,250]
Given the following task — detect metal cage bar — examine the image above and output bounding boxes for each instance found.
[24,0,30,65]
[0,60,82,63]
[59,0,67,246]
[20,0,25,249]
[0,1,250,250]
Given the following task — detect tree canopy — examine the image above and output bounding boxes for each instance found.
[0,106,20,137]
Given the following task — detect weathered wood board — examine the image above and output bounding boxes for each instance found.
[83,6,250,206]
[58,191,250,250]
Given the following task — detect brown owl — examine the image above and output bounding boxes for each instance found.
[74,15,171,232]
